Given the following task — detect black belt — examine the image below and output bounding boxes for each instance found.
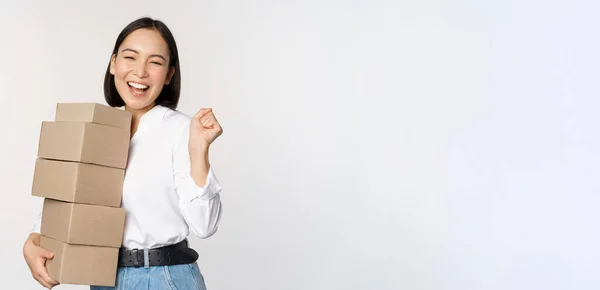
[118,239,199,268]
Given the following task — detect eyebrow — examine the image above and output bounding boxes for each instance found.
[121,48,167,61]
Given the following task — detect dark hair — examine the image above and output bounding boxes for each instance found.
[104,17,181,110]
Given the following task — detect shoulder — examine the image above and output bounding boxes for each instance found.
[158,106,193,138]
[159,106,193,147]
[162,107,193,127]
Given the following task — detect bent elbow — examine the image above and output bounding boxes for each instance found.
[195,226,219,239]
[191,223,220,239]
[190,203,222,239]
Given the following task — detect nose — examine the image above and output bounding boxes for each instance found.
[133,63,149,78]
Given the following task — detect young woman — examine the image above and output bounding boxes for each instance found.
[22,17,224,290]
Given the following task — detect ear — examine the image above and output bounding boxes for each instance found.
[109,54,116,75]
[165,66,176,85]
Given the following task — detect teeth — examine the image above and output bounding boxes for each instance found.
[128,82,148,89]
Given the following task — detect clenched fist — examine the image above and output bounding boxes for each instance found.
[189,108,223,152]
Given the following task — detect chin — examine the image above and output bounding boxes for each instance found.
[116,82,159,110]
[119,93,158,111]
[123,99,154,110]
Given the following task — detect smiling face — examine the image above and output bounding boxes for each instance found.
[109,28,175,112]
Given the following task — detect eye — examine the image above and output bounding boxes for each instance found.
[151,61,163,65]
[124,56,135,60]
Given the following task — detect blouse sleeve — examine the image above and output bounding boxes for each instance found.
[31,212,42,234]
[172,122,223,239]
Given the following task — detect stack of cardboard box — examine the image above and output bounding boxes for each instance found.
[31,103,132,287]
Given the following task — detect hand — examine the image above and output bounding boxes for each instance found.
[23,233,59,289]
[190,108,223,152]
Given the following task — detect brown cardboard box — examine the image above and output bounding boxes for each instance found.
[41,235,119,287]
[55,103,132,131]
[32,158,124,207]
[37,121,130,169]
[40,199,125,248]
[32,102,130,287]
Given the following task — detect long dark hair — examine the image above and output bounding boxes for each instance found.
[103,17,181,109]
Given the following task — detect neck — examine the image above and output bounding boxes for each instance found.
[126,103,156,137]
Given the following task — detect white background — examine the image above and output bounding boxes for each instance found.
[1,0,598,289]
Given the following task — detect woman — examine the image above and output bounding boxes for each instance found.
[22,17,223,290]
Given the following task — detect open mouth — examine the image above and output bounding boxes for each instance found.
[128,81,149,96]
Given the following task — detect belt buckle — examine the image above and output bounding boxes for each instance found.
[132,249,141,268]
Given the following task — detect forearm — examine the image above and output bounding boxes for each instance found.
[177,138,223,238]
[190,145,210,187]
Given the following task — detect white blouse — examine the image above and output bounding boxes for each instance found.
[31,105,223,250]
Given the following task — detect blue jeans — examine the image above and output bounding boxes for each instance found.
[90,262,206,290]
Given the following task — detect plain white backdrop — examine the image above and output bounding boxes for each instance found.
[1,0,598,289]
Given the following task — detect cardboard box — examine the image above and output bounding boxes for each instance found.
[37,121,130,169]
[41,235,119,287]
[32,158,124,207]
[55,103,132,131]
[40,199,125,248]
